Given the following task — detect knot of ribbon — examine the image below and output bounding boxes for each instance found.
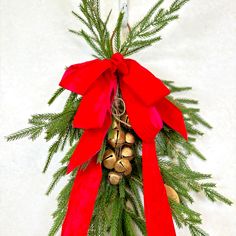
[59,53,187,236]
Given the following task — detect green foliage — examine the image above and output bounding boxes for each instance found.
[6,91,81,173]
[48,176,74,236]
[48,87,65,105]
[97,139,107,163]
[113,12,125,52]
[7,80,232,236]
[70,0,113,58]
[46,166,67,195]
[6,126,45,141]
[189,225,209,236]
[120,0,190,55]
[70,0,190,58]
[88,171,146,236]
[6,1,232,236]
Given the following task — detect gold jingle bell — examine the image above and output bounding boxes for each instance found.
[125,132,135,146]
[121,146,134,161]
[102,149,117,169]
[108,128,125,148]
[164,184,180,203]
[121,114,131,128]
[108,171,122,185]
[114,159,132,176]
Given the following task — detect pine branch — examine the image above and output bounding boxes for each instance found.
[29,113,58,124]
[111,196,124,236]
[46,166,67,195]
[79,29,105,58]
[163,81,192,92]
[170,201,202,226]
[43,138,63,173]
[125,190,141,216]
[123,211,136,236]
[48,88,65,105]
[139,0,165,29]
[48,208,66,236]
[176,98,198,104]
[189,225,209,236]
[61,144,77,165]
[6,126,44,141]
[128,178,144,217]
[119,178,126,199]
[71,0,112,58]
[7,92,81,174]
[170,0,190,12]
[125,208,147,236]
[49,177,74,236]
[203,187,233,205]
[124,45,150,57]
[113,12,124,52]
[97,140,107,163]
[121,0,190,55]
[72,11,92,32]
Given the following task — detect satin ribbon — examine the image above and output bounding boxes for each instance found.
[59,53,187,236]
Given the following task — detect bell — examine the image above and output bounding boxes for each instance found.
[125,132,135,146]
[121,146,134,161]
[164,184,180,203]
[108,171,122,185]
[121,114,131,127]
[102,149,117,169]
[108,128,125,148]
[114,159,132,176]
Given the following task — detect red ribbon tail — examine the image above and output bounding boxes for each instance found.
[142,141,176,236]
[67,113,112,173]
[61,157,102,236]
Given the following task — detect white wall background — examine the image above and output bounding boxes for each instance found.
[1,0,236,235]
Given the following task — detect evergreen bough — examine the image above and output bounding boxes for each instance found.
[6,1,232,236]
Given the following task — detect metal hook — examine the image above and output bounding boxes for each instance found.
[119,0,129,27]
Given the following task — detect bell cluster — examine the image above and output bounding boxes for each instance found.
[102,114,136,185]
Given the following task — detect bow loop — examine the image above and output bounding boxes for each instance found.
[121,59,170,106]
[72,70,117,130]
[60,59,111,95]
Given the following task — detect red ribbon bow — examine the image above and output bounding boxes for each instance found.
[59,53,187,236]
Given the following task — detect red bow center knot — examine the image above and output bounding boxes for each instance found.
[59,53,188,236]
[109,52,128,74]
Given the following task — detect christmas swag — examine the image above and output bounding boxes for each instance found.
[7,1,232,236]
